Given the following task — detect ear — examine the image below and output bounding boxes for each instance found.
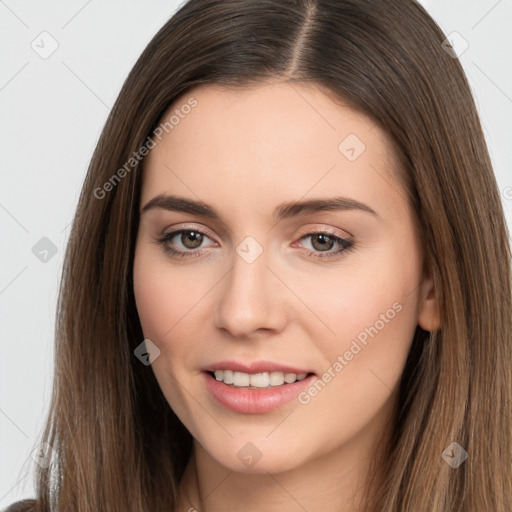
[417,264,441,332]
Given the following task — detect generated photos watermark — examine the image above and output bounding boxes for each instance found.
[298,301,403,405]
[93,97,198,200]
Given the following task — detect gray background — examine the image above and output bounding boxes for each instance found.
[1,0,511,506]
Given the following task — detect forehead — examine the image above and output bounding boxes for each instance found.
[160,81,380,156]
[140,82,406,221]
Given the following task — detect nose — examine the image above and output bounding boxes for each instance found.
[214,240,288,339]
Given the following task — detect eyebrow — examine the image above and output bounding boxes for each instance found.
[140,194,378,223]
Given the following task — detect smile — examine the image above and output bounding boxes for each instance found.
[209,370,309,388]
[203,370,317,414]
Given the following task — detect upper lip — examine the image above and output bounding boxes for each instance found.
[202,360,315,375]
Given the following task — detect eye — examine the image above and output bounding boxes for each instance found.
[154,227,354,261]
[296,230,354,260]
[155,228,216,258]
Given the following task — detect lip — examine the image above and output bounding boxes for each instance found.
[202,368,317,415]
[201,360,314,375]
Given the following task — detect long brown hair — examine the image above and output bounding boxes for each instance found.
[17,0,512,510]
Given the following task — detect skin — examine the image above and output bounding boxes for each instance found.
[133,81,440,512]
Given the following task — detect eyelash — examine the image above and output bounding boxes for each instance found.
[154,228,355,261]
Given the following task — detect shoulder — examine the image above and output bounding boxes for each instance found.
[3,499,37,512]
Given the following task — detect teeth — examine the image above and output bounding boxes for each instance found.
[284,373,297,383]
[250,372,269,388]
[233,372,250,387]
[223,369,234,384]
[212,370,308,388]
[269,372,284,386]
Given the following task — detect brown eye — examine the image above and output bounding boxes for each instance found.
[180,230,203,249]
[310,233,335,252]
[296,231,354,261]
[155,227,216,259]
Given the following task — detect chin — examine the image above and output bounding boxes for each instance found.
[200,438,310,475]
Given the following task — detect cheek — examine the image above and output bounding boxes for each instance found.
[133,244,204,345]
[132,246,201,420]
[133,253,173,343]
[290,282,418,452]
[132,244,216,386]
[309,275,417,366]
[300,235,421,385]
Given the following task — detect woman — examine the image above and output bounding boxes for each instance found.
[7,0,511,510]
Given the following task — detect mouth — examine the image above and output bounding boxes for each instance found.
[202,366,318,414]
[205,370,315,389]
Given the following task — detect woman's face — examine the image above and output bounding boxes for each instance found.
[133,82,438,475]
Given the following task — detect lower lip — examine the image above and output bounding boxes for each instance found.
[203,371,316,414]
